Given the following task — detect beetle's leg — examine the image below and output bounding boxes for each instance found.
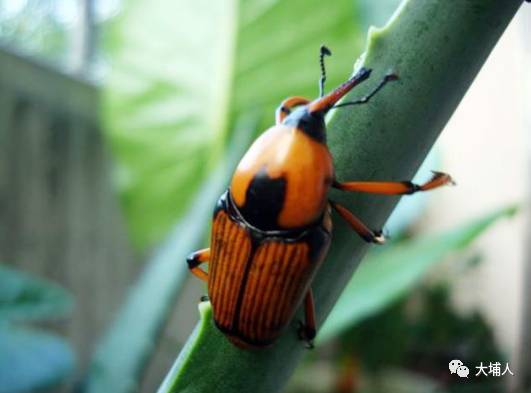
[332,71,398,109]
[186,248,210,282]
[333,171,454,195]
[275,96,310,124]
[298,289,316,349]
[329,200,385,244]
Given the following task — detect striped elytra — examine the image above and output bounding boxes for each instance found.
[207,191,331,348]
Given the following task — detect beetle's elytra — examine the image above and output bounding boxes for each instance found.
[187,46,454,349]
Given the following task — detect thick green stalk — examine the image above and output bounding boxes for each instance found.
[159,1,523,392]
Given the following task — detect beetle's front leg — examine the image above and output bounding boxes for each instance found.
[186,248,210,283]
[298,289,317,349]
[329,201,385,244]
[333,171,454,195]
[275,96,310,124]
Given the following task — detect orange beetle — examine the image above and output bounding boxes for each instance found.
[187,46,453,349]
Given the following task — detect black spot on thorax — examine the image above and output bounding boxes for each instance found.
[237,167,286,231]
[283,107,326,143]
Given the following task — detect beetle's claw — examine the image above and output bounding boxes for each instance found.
[430,170,456,186]
[373,230,386,245]
[297,321,316,350]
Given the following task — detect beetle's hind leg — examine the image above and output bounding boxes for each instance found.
[187,248,210,282]
[333,171,454,195]
[329,201,385,244]
[298,289,317,349]
[275,96,310,124]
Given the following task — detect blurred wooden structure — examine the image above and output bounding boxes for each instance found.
[0,47,136,372]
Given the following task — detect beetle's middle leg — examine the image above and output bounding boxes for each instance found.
[298,289,317,349]
[275,96,310,124]
[329,200,385,244]
[187,248,210,282]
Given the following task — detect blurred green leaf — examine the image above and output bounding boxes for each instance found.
[0,325,74,393]
[0,264,73,322]
[84,116,256,393]
[105,0,362,248]
[317,205,517,343]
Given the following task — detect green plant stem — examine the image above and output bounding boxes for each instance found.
[159,1,523,392]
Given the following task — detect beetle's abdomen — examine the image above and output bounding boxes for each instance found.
[230,125,334,231]
[208,192,331,348]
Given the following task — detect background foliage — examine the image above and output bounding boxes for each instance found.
[0,265,74,393]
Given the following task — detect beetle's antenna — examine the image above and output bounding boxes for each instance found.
[319,45,332,98]
[332,71,398,109]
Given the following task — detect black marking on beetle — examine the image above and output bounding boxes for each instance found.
[283,106,326,143]
[225,189,328,243]
[238,166,287,231]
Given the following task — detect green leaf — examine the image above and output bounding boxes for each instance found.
[105,0,362,248]
[0,264,73,322]
[0,325,75,393]
[158,1,522,392]
[317,205,517,343]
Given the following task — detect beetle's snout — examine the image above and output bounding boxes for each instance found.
[353,67,372,82]
[308,67,372,114]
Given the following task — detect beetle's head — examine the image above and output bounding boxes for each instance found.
[281,68,372,143]
[283,106,326,143]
